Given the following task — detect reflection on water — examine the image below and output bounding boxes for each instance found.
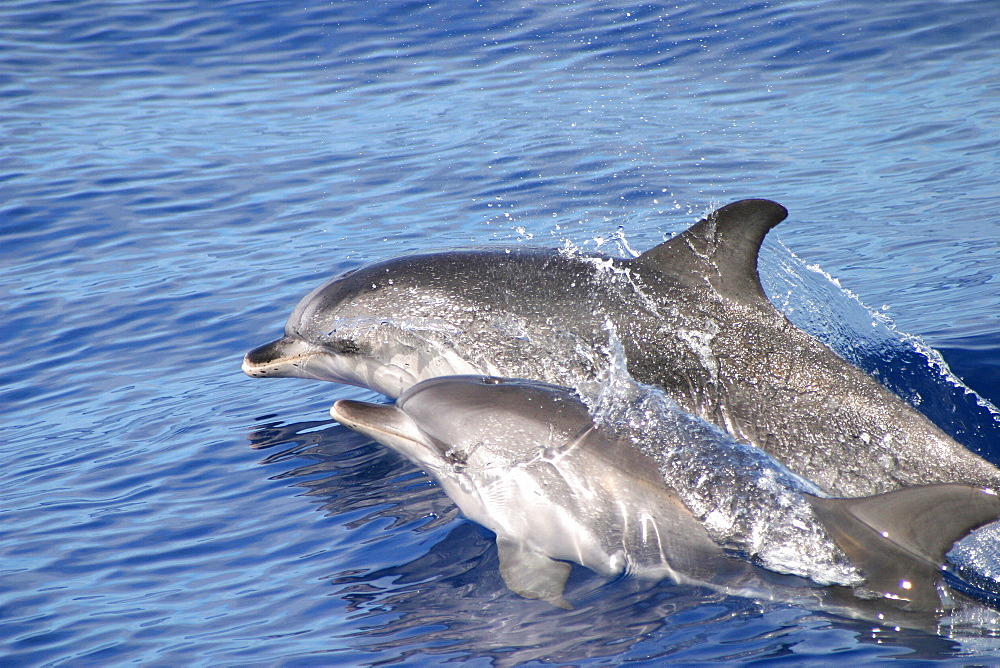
[250,420,459,533]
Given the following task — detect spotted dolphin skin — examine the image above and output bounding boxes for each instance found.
[244,199,1000,497]
[330,375,1000,618]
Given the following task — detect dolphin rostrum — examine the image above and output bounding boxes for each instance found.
[330,375,1000,616]
[244,199,1000,497]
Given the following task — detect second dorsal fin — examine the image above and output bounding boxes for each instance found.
[806,484,1000,611]
[633,199,788,305]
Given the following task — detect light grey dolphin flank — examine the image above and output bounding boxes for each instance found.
[244,199,1000,497]
[330,375,1000,617]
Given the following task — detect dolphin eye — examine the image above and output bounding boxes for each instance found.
[327,338,362,354]
[445,448,468,466]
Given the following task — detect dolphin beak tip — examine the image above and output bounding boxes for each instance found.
[241,355,263,377]
[330,399,367,424]
[242,336,314,379]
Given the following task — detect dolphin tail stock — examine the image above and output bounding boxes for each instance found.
[805,484,1000,611]
[632,198,788,306]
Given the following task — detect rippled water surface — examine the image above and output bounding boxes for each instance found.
[3,0,999,664]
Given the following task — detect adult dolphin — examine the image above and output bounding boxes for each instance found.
[330,374,1000,621]
[244,200,1000,497]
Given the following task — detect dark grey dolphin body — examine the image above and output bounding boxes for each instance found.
[244,200,1000,497]
[331,375,1000,620]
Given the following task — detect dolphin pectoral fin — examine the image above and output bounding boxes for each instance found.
[634,199,788,306]
[806,484,1000,611]
[496,537,573,610]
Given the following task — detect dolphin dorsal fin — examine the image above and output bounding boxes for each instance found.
[806,484,1000,610]
[634,199,788,305]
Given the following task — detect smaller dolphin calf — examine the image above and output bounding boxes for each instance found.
[330,375,1000,616]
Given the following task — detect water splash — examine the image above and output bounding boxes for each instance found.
[580,320,861,585]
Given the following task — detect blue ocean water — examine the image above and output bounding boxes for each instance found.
[2,0,999,664]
